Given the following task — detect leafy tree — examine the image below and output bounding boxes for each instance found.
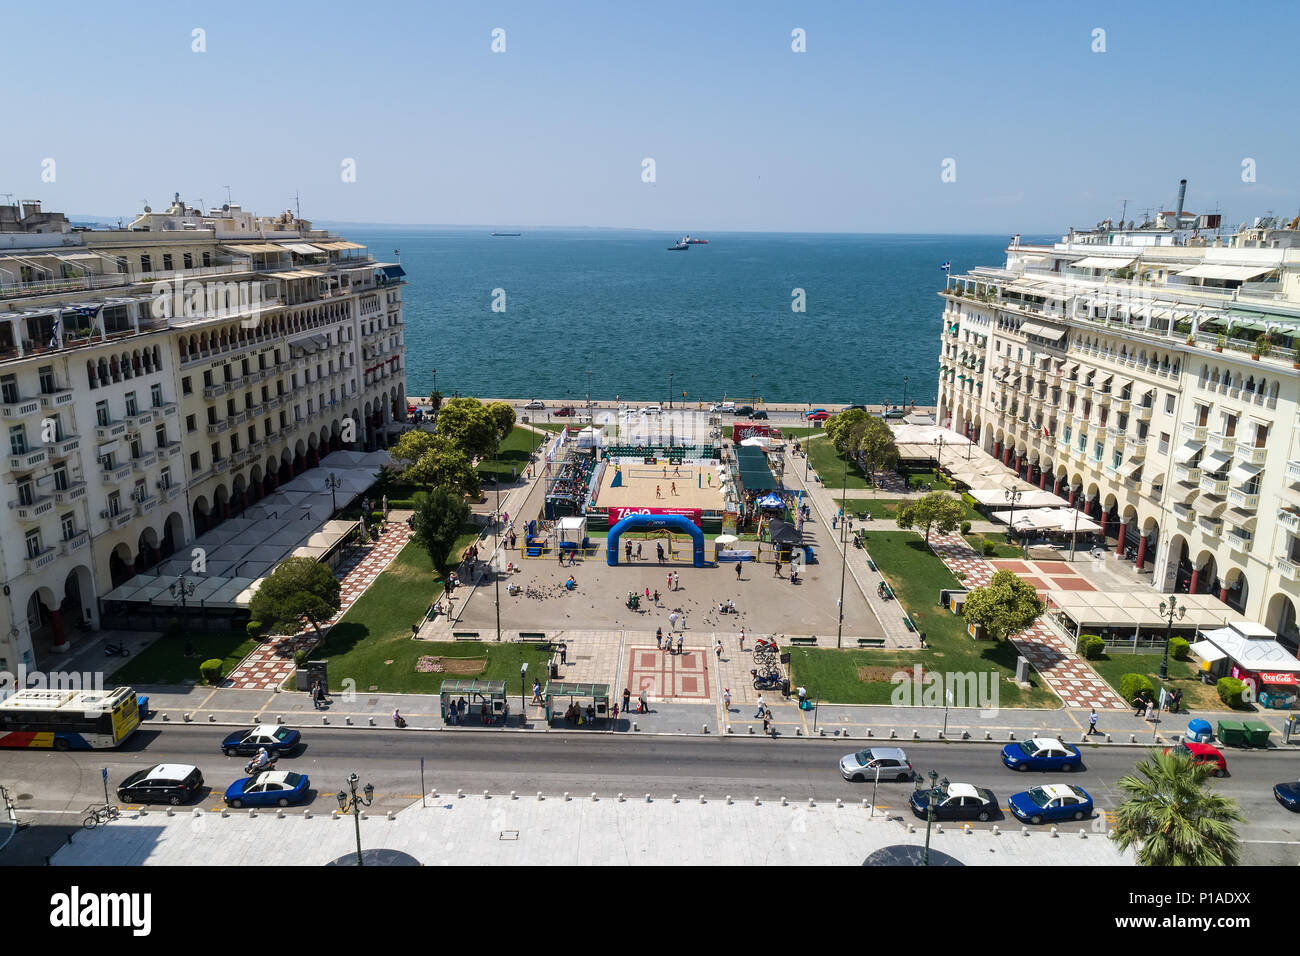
[390,428,438,470]
[414,486,471,571]
[429,390,443,413]
[408,435,481,498]
[961,568,1044,641]
[895,491,965,544]
[249,557,342,636]
[486,401,516,441]
[435,397,499,462]
[1109,749,1244,866]
[824,408,869,453]
[849,415,900,476]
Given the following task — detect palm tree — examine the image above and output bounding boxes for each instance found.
[1109,749,1245,866]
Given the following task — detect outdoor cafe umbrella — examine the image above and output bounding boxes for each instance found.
[714,534,739,547]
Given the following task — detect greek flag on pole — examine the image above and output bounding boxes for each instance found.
[940,261,951,272]
[49,314,60,348]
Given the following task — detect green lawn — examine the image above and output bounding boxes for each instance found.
[804,435,871,490]
[964,533,1025,559]
[834,495,982,524]
[479,425,542,481]
[1088,652,1225,713]
[787,531,1056,706]
[310,531,544,693]
[110,631,256,686]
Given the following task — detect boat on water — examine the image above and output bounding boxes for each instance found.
[667,238,689,250]
[491,232,522,236]
[686,236,708,244]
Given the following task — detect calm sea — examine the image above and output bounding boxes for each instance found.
[346,229,1046,405]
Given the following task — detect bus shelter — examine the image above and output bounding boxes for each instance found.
[545,681,610,726]
[439,679,507,725]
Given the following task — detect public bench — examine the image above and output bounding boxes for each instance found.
[519,632,548,643]
[856,637,886,648]
[453,631,481,641]
[789,636,818,647]
[902,618,916,633]
[866,558,878,571]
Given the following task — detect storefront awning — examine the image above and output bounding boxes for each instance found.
[1124,457,1144,478]
[315,240,367,251]
[1189,641,1228,664]
[1173,441,1203,464]
[1071,256,1135,270]
[1192,495,1227,518]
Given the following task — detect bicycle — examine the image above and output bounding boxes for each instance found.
[82,803,120,829]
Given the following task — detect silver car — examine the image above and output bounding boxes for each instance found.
[839,747,913,782]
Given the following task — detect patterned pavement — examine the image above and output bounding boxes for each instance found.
[223,522,414,690]
[928,530,1127,710]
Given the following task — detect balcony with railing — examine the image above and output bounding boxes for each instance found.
[38,389,75,410]
[95,420,128,442]
[1200,475,1229,497]
[102,462,132,483]
[1,396,42,420]
[1235,441,1267,466]
[54,481,87,504]
[1175,464,1202,485]
[1180,423,1208,443]
[1227,488,1259,511]
[10,495,54,522]
[1289,460,1300,483]
[1277,556,1300,582]
[59,530,89,555]
[25,546,57,573]
[1279,509,1300,533]
[131,451,159,472]
[8,446,47,471]
[207,418,232,436]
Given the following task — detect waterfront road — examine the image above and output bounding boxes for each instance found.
[4,727,1298,864]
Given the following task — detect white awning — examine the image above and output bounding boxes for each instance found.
[222,243,287,254]
[1020,321,1046,337]
[1202,449,1232,473]
[1124,457,1145,478]
[1177,264,1276,281]
[1228,462,1262,484]
[1070,256,1135,270]
[281,243,324,255]
[1173,441,1203,464]
[1189,640,1228,664]
[1192,495,1227,518]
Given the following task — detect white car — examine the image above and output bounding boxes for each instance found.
[639,405,662,415]
[523,400,545,410]
[711,402,736,413]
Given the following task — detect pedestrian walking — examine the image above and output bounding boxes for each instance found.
[558,548,564,565]
[532,679,542,704]
[832,514,837,530]
[612,703,619,723]
[655,627,663,649]
[676,634,684,654]
[762,710,771,735]
[1144,701,1155,721]
[645,586,651,603]
[714,638,722,660]
[653,589,660,605]
[636,541,643,560]
[670,481,677,496]
[667,572,673,593]
[639,691,648,713]
[559,642,568,665]
[673,571,680,591]
[773,560,782,577]
[669,610,679,632]
[1170,689,1183,714]
[625,541,632,562]
[735,562,742,581]
[1087,708,1099,736]
[1131,694,1145,717]
[754,694,766,718]
[623,687,631,713]
[656,485,663,499]
[657,542,665,564]
[722,687,731,711]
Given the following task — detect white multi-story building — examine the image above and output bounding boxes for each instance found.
[0,196,407,672]
[936,200,1300,649]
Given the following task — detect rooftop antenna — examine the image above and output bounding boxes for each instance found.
[1118,199,1128,229]
[294,190,301,221]
[223,185,232,205]
[0,193,14,207]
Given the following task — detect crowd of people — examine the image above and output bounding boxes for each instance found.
[545,451,599,516]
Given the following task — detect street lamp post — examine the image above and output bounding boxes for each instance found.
[1069,495,1080,562]
[914,770,948,866]
[1158,595,1186,680]
[751,374,756,409]
[932,435,946,475]
[336,773,374,866]
[494,439,502,643]
[324,472,342,515]
[903,376,909,411]
[586,369,592,410]
[170,573,197,609]
[1004,487,1023,544]
[836,447,849,648]
[669,371,674,410]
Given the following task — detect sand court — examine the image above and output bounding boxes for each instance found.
[595,460,727,512]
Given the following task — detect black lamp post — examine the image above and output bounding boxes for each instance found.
[836,445,849,648]
[336,772,374,866]
[1004,487,1023,547]
[914,770,948,866]
[668,371,674,410]
[932,435,946,475]
[903,376,909,411]
[170,573,197,608]
[1158,595,1186,680]
[494,438,502,643]
[586,369,592,410]
[324,472,342,515]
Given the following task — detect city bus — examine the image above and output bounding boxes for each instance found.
[0,686,141,750]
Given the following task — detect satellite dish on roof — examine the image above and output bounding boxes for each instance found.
[143,205,152,213]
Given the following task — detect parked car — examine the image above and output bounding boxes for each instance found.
[844,404,867,412]
[804,410,832,422]
[1164,740,1227,777]
[117,764,204,806]
[553,406,576,417]
[839,747,913,782]
[224,770,311,808]
[735,405,754,416]
[1008,783,1094,824]
[221,724,302,757]
[711,402,737,413]
[639,405,662,415]
[749,410,769,419]
[1000,737,1083,772]
[1273,780,1300,812]
[909,782,998,822]
[523,400,546,409]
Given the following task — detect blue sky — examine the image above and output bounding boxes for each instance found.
[3,0,1297,233]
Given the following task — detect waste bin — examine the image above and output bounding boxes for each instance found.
[1242,720,1273,749]
[1216,719,1247,747]
[1186,718,1212,743]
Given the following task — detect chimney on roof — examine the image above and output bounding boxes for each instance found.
[1175,179,1187,223]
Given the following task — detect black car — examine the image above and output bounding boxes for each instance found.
[117,764,204,806]
[735,405,754,416]
[750,410,769,419]
[908,783,998,822]
[1275,781,1300,812]
[844,404,867,412]
[221,724,302,757]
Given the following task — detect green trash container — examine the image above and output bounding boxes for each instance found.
[1242,720,1273,749]
[1216,719,1247,747]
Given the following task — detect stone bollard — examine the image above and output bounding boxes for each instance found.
[753,796,760,805]
[937,731,944,739]
[277,716,284,724]
[618,793,625,802]
[633,722,639,732]
[907,823,914,833]
[702,724,708,734]
[249,809,258,818]
[387,811,396,820]
[457,789,464,798]
[671,794,679,804]
[1105,734,1112,743]
[162,713,170,722]
[796,727,802,736]
[808,797,815,807]
[192,809,202,817]
[645,794,652,803]
[726,725,733,734]
[322,716,329,724]
[346,717,353,726]
[726,795,733,805]
[865,728,872,737]
[1130,734,1136,743]
[781,796,787,806]
[912,730,919,739]
[592,793,598,802]
[221,809,229,818]
[368,716,375,726]
[1051,826,1058,837]
[1079,829,1087,838]
[936,823,943,833]
[889,729,896,738]
[843,729,851,737]
[835,798,842,808]
[861,798,869,809]
[537,792,543,801]
[698,795,705,804]
[984,730,991,740]
[1081,732,1088,742]
[749,726,754,735]
[510,791,517,800]
[1008,732,1016,740]
[304,809,312,818]
[563,792,570,801]
[208,714,215,722]
[277,809,285,819]
[184,713,192,722]
[166,808,174,817]
[483,790,490,799]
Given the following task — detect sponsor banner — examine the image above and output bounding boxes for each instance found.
[1259,672,1297,685]
[716,548,753,562]
[733,423,772,442]
[607,506,702,527]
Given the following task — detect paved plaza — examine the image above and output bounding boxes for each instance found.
[50,786,1135,867]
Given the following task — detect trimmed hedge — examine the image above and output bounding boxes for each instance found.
[1077,634,1105,660]
[199,658,223,685]
[246,620,264,639]
[1120,673,1154,704]
[960,520,972,535]
[1169,637,1190,661]
[981,540,997,557]
[1217,677,1247,708]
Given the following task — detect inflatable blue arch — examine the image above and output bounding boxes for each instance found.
[606,513,707,567]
